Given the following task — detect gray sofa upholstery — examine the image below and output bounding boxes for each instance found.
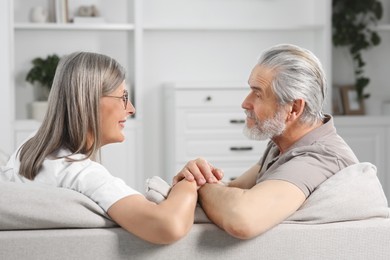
[1,219,390,260]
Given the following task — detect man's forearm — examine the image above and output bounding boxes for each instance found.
[198,183,245,230]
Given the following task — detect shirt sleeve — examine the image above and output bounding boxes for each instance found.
[57,159,141,211]
[260,149,341,197]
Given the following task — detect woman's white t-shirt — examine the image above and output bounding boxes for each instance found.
[0,148,140,211]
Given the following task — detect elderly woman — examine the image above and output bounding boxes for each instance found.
[1,52,197,244]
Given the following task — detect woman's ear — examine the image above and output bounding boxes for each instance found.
[287,99,305,121]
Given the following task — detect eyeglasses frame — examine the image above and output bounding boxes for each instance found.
[105,90,129,109]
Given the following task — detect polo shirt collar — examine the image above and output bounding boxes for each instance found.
[283,114,334,153]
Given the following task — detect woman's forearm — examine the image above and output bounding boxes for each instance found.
[108,179,197,244]
[158,180,198,240]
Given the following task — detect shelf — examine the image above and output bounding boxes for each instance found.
[16,23,324,32]
[143,24,325,31]
[14,23,135,31]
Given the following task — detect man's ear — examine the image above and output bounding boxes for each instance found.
[287,99,305,121]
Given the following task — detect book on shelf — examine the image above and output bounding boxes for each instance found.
[55,0,69,23]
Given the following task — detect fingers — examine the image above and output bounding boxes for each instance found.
[172,158,224,187]
[209,163,224,181]
[184,159,208,186]
[172,169,194,186]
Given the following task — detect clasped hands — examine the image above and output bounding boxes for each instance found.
[145,158,221,223]
[172,158,225,187]
[145,158,223,204]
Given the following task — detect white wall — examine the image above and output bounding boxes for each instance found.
[0,0,14,154]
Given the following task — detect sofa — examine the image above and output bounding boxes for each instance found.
[1,219,390,260]
[1,163,390,260]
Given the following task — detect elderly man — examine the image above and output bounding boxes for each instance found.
[173,44,358,239]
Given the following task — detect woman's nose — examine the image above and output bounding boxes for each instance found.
[126,102,136,115]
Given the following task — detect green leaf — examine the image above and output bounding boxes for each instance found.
[25,54,60,90]
[371,32,381,46]
[373,2,383,19]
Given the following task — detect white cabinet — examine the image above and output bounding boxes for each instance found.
[334,116,390,202]
[164,83,268,182]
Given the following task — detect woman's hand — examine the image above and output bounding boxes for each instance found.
[172,158,224,186]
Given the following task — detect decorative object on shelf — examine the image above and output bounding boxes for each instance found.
[77,5,100,17]
[332,0,383,101]
[73,5,104,24]
[340,86,365,115]
[26,54,60,121]
[30,6,48,23]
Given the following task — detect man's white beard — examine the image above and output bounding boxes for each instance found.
[243,109,286,140]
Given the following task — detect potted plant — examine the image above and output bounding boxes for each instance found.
[332,0,383,101]
[25,54,60,120]
[26,54,60,100]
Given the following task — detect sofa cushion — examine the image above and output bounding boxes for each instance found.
[285,162,389,223]
[0,181,116,230]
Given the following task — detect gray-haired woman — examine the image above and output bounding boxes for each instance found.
[1,52,197,244]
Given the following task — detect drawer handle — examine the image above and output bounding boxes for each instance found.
[205,96,212,101]
[230,146,253,151]
[229,119,245,124]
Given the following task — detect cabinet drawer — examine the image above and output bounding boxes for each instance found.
[176,139,268,160]
[177,110,246,132]
[175,89,248,107]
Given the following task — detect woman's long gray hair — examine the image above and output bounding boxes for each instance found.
[19,51,126,180]
[258,44,327,125]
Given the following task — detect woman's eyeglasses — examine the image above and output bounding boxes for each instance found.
[105,90,129,109]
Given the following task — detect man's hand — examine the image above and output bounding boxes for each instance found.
[172,158,224,186]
